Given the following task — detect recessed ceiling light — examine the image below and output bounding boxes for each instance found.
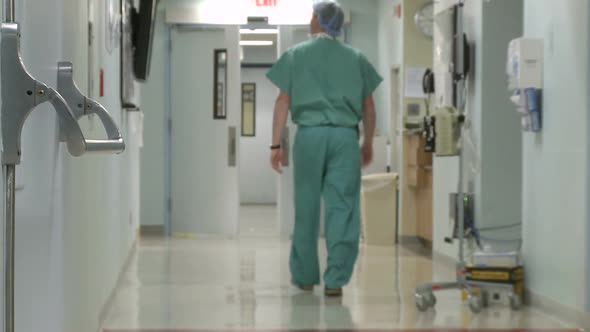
[240,40,274,46]
[239,29,279,35]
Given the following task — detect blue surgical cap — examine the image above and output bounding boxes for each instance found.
[313,1,345,38]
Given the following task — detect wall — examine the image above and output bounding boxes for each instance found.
[476,0,523,243]
[240,68,277,204]
[398,0,433,238]
[243,46,277,64]
[2,0,141,332]
[429,0,590,317]
[522,0,589,313]
[140,8,168,226]
[339,0,385,135]
[63,0,142,330]
[402,0,433,122]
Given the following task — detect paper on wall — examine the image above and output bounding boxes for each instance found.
[405,67,427,99]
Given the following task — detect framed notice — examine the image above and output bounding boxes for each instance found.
[214,49,228,119]
[241,83,256,136]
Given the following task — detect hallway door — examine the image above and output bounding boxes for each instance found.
[170,26,241,236]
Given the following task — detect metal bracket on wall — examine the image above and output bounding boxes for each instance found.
[0,23,87,165]
[228,126,237,167]
[57,61,125,154]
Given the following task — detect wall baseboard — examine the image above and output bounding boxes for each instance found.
[433,250,459,267]
[526,288,589,328]
[140,224,165,236]
[433,249,587,328]
[398,235,423,246]
[97,237,139,332]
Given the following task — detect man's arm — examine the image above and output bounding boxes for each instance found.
[272,92,290,146]
[361,95,376,168]
[270,92,290,173]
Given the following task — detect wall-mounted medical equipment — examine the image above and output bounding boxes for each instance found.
[121,0,159,109]
[421,68,436,152]
[416,2,522,315]
[432,107,462,157]
[433,4,470,109]
[421,66,462,157]
[507,38,543,133]
[422,1,470,157]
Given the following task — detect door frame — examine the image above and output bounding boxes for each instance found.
[390,65,402,174]
[164,25,173,235]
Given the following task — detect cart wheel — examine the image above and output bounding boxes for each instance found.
[468,294,483,314]
[416,293,430,312]
[509,294,522,311]
[425,293,437,307]
[481,290,489,308]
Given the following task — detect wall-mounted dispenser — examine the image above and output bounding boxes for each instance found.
[507,38,543,132]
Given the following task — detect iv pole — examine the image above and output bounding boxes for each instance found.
[4,2,17,332]
[3,1,17,331]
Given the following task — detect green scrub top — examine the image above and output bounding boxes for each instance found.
[266,37,383,128]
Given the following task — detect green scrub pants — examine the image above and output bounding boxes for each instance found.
[291,126,361,289]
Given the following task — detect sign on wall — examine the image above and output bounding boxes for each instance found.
[166,0,314,25]
[254,0,279,7]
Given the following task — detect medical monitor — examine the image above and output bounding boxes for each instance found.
[433,4,470,108]
[132,0,158,82]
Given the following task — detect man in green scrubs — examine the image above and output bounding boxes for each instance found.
[267,0,382,297]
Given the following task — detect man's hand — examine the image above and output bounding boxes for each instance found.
[271,149,284,174]
[361,95,376,169]
[361,143,373,169]
[270,92,290,174]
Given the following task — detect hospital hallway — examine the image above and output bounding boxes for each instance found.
[101,207,572,331]
[5,0,590,331]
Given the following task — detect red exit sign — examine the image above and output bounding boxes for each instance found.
[255,0,278,7]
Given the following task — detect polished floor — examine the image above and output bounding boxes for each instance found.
[102,206,575,331]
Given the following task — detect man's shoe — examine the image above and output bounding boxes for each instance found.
[298,285,314,292]
[324,287,343,297]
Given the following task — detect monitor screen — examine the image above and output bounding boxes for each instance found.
[433,4,469,108]
[132,0,158,82]
[121,0,138,108]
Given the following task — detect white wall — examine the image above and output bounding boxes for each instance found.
[140,8,168,226]
[430,0,590,315]
[243,46,277,64]
[63,0,142,330]
[339,0,386,136]
[522,0,589,312]
[2,0,141,332]
[240,68,277,204]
